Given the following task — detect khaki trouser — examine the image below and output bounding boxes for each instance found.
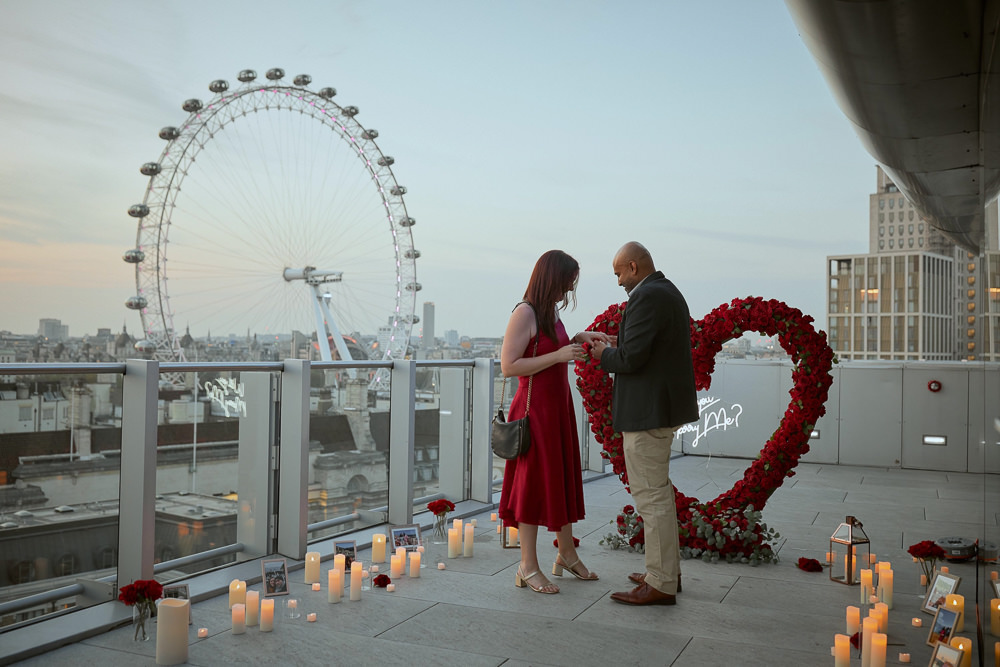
[622,426,681,595]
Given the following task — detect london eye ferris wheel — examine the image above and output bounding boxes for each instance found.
[123,68,420,387]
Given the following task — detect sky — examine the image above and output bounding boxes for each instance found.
[0,1,877,342]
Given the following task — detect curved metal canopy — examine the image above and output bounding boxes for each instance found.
[785,0,1000,252]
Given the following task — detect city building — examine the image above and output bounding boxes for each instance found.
[827,166,1000,361]
[36,319,68,342]
[421,302,435,349]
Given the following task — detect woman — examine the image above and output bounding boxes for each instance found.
[498,250,612,594]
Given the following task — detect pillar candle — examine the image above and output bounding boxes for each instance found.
[991,570,998,581]
[992,598,1000,636]
[861,616,877,667]
[497,524,502,534]
[328,568,342,603]
[874,602,888,633]
[409,551,421,577]
[994,641,999,667]
[156,598,190,665]
[920,574,927,587]
[245,590,259,626]
[228,579,246,608]
[949,636,972,667]
[448,528,460,558]
[350,561,362,601]
[834,633,850,667]
[452,517,463,535]
[826,551,833,564]
[946,593,965,632]
[396,546,406,560]
[260,598,274,632]
[463,523,475,557]
[372,534,387,563]
[878,569,893,609]
[390,554,404,578]
[868,553,877,564]
[870,632,886,667]
[491,512,498,522]
[304,551,321,584]
[847,606,861,634]
[860,569,873,605]
[231,603,246,635]
[334,553,346,574]
[508,526,519,546]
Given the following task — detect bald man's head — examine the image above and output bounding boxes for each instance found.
[612,241,656,295]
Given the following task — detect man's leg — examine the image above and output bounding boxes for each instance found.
[622,426,679,594]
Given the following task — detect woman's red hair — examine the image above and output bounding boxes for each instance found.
[523,250,579,341]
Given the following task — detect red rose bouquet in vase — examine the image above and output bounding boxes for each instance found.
[427,499,455,544]
[907,540,946,590]
[118,578,163,641]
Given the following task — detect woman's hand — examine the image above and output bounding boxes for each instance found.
[575,331,616,346]
[557,343,586,363]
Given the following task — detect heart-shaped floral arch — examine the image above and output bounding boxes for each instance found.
[576,296,836,561]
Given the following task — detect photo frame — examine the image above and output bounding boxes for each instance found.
[500,525,521,549]
[261,558,289,597]
[333,539,357,568]
[389,524,422,551]
[926,606,959,648]
[161,584,191,624]
[922,571,961,614]
[927,641,964,667]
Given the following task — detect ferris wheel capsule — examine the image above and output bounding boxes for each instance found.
[266,68,285,80]
[182,99,204,113]
[318,87,336,99]
[342,106,359,117]
[128,204,150,218]
[134,340,156,353]
[399,217,415,227]
[140,162,161,176]
[293,74,311,86]
[361,129,378,140]
[209,79,229,93]
[159,127,180,140]
[405,282,422,292]
[377,156,394,166]
[123,249,145,263]
[390,186,407,196]
[237,69,257,82]
[125,295,148,310]
[405,249,420,259]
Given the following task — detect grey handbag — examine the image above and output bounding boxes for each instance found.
[491,303,539,460]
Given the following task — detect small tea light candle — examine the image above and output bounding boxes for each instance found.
[386,583,396,592]
[470,519,477,527]
[899,652,910,663]
[362,569,369,579]
[307,612,317,622]
[940,566,950,574]
[991,570,998,581]
[869,594,879,605]
[287,598,298,609]
[911,617,923,627]
[371,565,379,573]
[490,512,498,522]
[311,582,321,592]
[197,628,208,638]
[417,545,425,554]
[920,574,927,586]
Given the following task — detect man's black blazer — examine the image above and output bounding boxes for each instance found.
[599,271,699,432]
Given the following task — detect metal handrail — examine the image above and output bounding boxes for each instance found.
[0,583,84,616]
[153,542,246,573]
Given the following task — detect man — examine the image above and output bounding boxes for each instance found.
[590,241,698,606]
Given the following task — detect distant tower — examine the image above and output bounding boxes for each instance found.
[422,302,435,349]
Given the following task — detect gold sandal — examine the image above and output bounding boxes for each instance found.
[515,566,559,594]
[552,554,599,580]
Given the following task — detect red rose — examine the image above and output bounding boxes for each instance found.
[427,499,455,516]
[796,557,823,573]
[373,574,391,588]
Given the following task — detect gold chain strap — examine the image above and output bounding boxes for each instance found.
[500,302,540,416]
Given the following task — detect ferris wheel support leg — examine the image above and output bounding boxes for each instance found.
[311,287,334,362]
[314,286,357,377]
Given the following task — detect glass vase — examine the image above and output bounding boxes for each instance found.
[432,513,448,544]
[132,600,154,642]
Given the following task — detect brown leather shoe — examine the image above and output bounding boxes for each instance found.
[627,572,681,593]
[610,582,677,606]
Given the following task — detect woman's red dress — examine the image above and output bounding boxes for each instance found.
[498,318,586,532]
